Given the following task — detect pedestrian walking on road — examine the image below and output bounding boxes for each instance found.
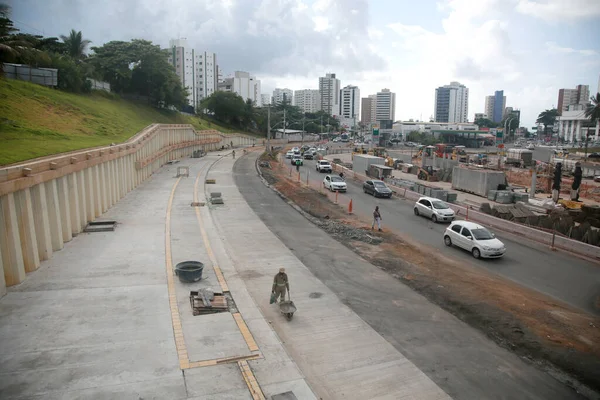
[272,268,289,303]
[372,206,382,231]
[232,150,236,159]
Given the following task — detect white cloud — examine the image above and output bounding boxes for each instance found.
[516,0,600,22]
[545,41,599,56]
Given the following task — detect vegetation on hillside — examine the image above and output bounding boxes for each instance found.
[0,79,240,165]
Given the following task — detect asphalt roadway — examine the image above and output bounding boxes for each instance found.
[234,152,585,400]
[288,153,600,315]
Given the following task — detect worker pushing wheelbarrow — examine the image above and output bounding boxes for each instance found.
[270,268,296,320]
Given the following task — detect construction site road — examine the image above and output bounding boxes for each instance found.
[289,157,600,316]
[234,152,585,400]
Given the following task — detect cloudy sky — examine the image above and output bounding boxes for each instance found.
[9,0,600,127]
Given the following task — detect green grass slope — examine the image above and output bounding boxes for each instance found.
[0,79,246,166]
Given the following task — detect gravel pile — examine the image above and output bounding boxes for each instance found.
[315,219,383,244]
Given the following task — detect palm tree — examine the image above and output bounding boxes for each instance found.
[60,29,91,60]
[584,93,600,157]
[536,108,559,137]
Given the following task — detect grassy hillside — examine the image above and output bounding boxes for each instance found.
[0,79,248,166]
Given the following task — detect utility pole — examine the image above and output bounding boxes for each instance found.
[283,108,286,138]
[301,117,305,146]
[267,103,271,152]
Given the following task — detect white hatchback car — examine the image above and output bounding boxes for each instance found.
[285,150,294,159]
[323,175,347,192]
[413,196,455,223]
[444,221,506,259]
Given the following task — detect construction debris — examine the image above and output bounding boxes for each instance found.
[190,289,228,315]
[314,219,383,245]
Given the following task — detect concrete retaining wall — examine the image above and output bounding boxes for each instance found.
[329,162,600,261]
[0,124,254,296]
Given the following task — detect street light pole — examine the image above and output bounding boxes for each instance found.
[267,103,271,152]
[301,117,305,146]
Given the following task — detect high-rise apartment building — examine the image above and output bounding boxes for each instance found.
[294,89,320,113]
[484,91,506,123]
[167,39,218,110]
[434,81,468,123]
[272,88,293,105]
[376,89,396,123]
[339,85,360,127]
[319,73,341,116]
[217,71,261,106]
[557,85,590,115]
[361,95,377,125]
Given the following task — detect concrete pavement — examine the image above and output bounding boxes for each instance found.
[235,150,585,400]
[204,155,451,399]
[0,153,313,399]
[291,157,600,315]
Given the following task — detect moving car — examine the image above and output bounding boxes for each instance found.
[316,160,332,173]
[413,197,455,223]
[363,180,392,198]
[443,221,506,259]
[291,155,303,166]
[303,151,314,160]
[588,152,600,159]
[285,150,294,159]
[526,143,535,150]
[323,175,347,192]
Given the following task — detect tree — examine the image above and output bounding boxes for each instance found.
[89,39,188,108]
[60,29,91,60]
[536,109,558,136]
[474,117,499,129]
[200,91,247,126]
[0,4,35,74]
[584,93,600,157]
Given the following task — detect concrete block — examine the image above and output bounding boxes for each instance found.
[452,167,506,197]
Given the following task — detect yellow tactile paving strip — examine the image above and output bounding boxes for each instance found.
[165,176,189,370]
[232,312,259,352]
[239,360,266,400]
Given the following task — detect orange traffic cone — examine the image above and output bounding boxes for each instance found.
[348,199,353,214]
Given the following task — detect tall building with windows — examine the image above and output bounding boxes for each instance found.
[557,85,590,115]
[217,71,261,106]
[272,88,293,105]
[319,73,341,116]
[376,88,396,123]
[339,85,360,127]
[484,90,506,123]
[261,94,271,106]
[361,95,377,126]
[434,81,468,123]
[167,39,218,110]
[294,89,320,113]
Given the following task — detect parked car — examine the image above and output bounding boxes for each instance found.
[323,175,347,192]
[413,197,455,223]
[291,155,303,166]
[285,150,294,159]
[588,153,600,159]
[363,180,392,198]
[316,160,332,173]
[443,221,506,259]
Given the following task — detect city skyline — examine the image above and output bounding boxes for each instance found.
[12,0,600,127]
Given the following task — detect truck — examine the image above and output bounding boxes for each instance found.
[506,148,533,167]
[353,154,385,176]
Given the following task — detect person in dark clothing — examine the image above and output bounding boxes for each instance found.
[372,206,382,231]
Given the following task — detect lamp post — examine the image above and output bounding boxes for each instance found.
[267,103,271,152]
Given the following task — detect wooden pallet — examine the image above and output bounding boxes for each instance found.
[190,291,228,316]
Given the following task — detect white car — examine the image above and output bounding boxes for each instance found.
[292,147,300,152]
[413,197,455,223]
[443,221,506,259]
[285,150,294,159]
[323,175,347,192]
[316,160,332,173]
[526,144,535,150]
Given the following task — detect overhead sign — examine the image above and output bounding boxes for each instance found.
[372,128,380,137]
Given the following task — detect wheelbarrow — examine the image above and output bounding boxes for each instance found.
[279,293,296,321]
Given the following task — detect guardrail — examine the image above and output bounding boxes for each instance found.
[0,124,254,297]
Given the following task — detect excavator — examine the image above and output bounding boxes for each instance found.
[452,145,468,162]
